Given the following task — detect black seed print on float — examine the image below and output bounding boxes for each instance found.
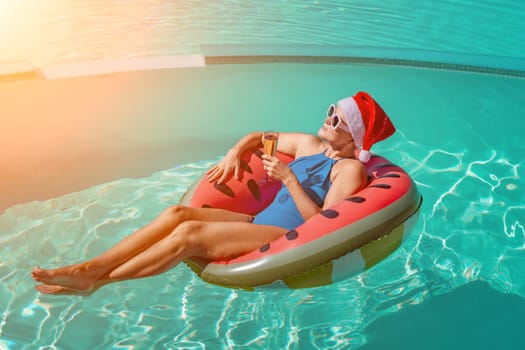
[320,209,339,218]
[345,196,366,203]
[378,173,401,179]
[372,163,395,170]
[240,160,253,174]
[202,204,214,208]
[285,230,299,240]
[247,179,261,201]
[253,149,264,159]
[213,183,235,198]
[368,184,392,189]
[260,244,270,252]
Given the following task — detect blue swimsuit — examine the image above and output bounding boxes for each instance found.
[253,151,338,230]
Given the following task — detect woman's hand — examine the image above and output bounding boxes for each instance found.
[261,154,294,184]
[206,148,241,184]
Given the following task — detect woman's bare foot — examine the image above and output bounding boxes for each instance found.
[35,278,109,296]
[31,264,100,292]
[35,284,93,296]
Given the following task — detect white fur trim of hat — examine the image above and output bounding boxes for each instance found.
[336,92,396,163]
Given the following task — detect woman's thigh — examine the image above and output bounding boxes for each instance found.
[167,205,253,223]
[184,221,287,261]
[190,207,253,222]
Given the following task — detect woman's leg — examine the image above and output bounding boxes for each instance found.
[32,205,252,291]
[36,220,285,295]
[107,221,286,281]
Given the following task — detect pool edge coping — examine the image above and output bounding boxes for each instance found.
[2,52,525,82]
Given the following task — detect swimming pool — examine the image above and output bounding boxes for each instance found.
[1,1,525,349]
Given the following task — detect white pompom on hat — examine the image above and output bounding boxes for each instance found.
[336,91,396,163]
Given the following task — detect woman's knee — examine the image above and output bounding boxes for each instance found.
[161,205,192,222]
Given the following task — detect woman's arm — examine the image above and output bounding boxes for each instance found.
[206,132,263,184]
[274,132,315,157]
[206,132,313,184]
[263,157,366,221]
[322,159,367,209]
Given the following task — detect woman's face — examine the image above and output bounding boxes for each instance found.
[318,105,355,146]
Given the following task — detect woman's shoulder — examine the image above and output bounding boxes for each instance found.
[326,158,367,195]
[331,158,366,183]
[334,157,365,171]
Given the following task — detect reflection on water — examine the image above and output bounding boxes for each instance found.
[1,0,524,70]
[1,47,525,350]
[1,121,523,347]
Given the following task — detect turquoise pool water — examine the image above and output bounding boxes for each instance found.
[0,0,525,74]
[1,1,525,349]
[2,62,524,349]
[1,0,524,70]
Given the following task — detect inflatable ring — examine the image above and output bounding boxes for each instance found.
[180,149,422,289]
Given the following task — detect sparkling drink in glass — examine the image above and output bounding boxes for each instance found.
[263,131,279,156]
[262,131,279,182]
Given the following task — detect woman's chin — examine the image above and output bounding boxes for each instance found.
[317,127,328,138]
[318,128,335,141]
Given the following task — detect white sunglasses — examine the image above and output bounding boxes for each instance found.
[326,104,352,133]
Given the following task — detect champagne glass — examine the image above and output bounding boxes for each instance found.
[262,130,279,183]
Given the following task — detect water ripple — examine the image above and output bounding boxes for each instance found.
[1,0,524,70]
[1,89,524,348]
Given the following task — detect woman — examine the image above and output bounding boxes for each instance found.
[32,91,395,294]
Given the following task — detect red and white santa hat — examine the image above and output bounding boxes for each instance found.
[336,91,396,163]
